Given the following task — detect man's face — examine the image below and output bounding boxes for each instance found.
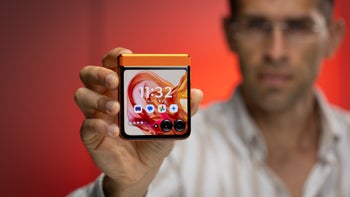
[228,0,333,112]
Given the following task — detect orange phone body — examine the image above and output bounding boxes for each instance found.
[118,54,191,140]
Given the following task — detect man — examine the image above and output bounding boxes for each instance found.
[72,0,348,196]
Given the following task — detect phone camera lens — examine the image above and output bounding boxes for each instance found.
[174,119,186,132]
[160,119,172,132]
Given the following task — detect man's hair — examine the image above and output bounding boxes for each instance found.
[229,0,334,22]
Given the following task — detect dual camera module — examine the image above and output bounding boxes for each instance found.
[159,119,186,132]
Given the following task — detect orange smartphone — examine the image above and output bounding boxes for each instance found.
[118,54,191,140]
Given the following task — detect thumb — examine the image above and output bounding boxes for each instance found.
[190,88,204,116]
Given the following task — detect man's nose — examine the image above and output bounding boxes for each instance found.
[264,27,287,63]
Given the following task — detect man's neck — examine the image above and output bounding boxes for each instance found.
[243,90,321,152]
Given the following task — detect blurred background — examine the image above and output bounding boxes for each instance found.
[0,0,349,196]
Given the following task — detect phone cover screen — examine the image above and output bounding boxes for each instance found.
[120,67,190,139]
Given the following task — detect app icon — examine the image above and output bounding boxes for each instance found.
[158,104,166,113]
[169,104,178,113]
[145,104,155,113]
[134,105,142,113]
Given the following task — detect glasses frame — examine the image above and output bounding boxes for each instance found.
[228,17,327,44]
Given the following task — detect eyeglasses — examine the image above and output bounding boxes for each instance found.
[229,17,326,44]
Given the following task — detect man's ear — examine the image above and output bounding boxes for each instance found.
[325,18,346,58]
[223,17,238,52]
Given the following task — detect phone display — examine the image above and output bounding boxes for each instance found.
[118,54,190,140]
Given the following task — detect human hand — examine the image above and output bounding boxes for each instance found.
[74,47,203,197]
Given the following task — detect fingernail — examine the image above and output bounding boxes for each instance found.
[106,100,117,114]
[108,124,118,137]
[105,73,117,88]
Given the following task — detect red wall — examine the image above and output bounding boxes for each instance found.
[0,0,349,196]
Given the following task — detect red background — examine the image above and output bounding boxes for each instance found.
[0,0,349,196]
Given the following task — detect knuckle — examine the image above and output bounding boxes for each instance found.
[80,119,107,144]
[74,87,86,104]
[81,119,100,136]
[81,119,92,132]
[97,96,107,111]
[96,68,107,83]
[80,65,98,85]
[80,119,93,140]
[79,66,90,81]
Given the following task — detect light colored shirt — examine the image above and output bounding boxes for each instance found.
[69,88,350,197]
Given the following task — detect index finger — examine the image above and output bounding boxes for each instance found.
[80,66,119,91]
[102,47,133,69]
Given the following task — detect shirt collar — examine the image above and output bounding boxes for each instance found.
[314,88,341,162]
[229,87,267,159]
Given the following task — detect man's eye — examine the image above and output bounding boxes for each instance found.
[246,19,268,31]
[287,20,310,32]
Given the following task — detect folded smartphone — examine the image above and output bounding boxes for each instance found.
[118,54,191,140]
